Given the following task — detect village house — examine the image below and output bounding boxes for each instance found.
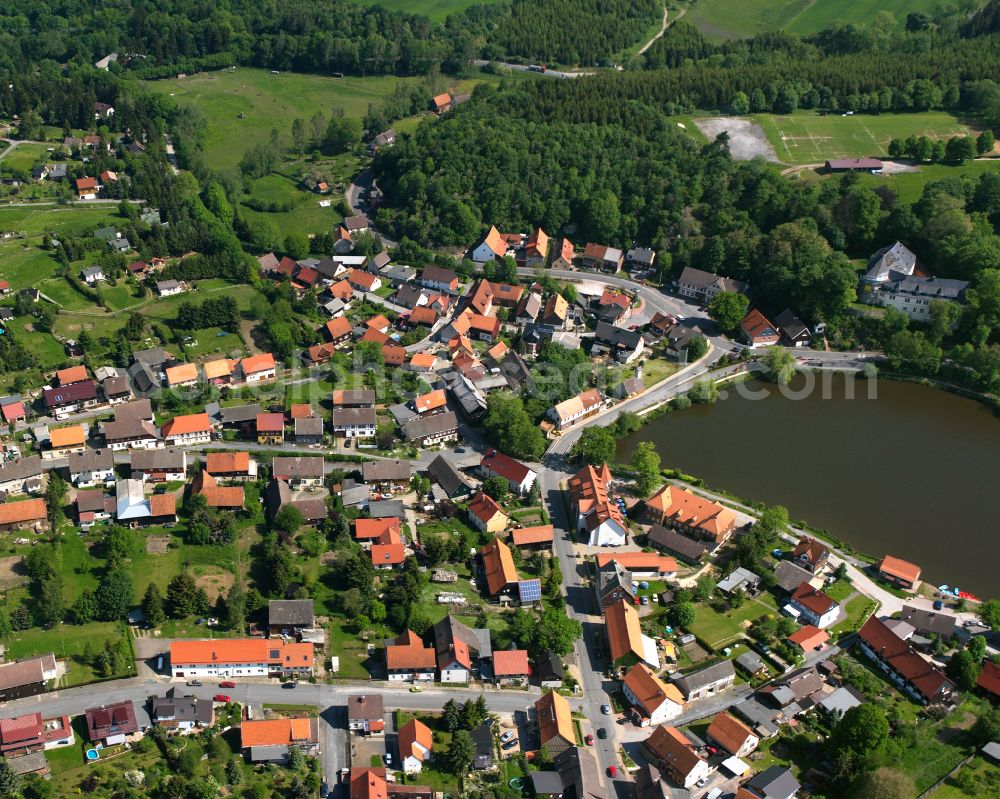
[165,362,198,389]
[362,459,410,491]
[130,448,187,482]
[582,243,623,273]
[511,524,554,552]
[102,400,162,451]
[593,321,644,364]
[522,227,549,268]
[350,768,431,799]
[740,309,780,348]
[604,598,659,669]
[241,718,319,763]
[673,659,736,701]
[81,265,105,285]
[268,599,315,639]
[643,485,737,545]
[76,488,115,528]
[239,353,277,384]
[774,309,811,347]
[0,456,43,496]
[467,491,509,534]
[471,225,508,262]
[294,415,324,445]
[255,412,285,445]
[542,293,570,329]
[433,615,493,683]
[481,537,519,599]
[642,726,711,789]
[787,624,829,652]
[151,690,215,730]
[875,274,969,322]
[596,289,632,324]
[331,407,377,439]
[568,463,627,547]
[535,690,575,758]
[398,718,434,774]
[0,498,48,533]
[402,410,459,447]
[707,711,759,758]
[548,388,604,431]
[84,701,138,745]
[161,412,213,446]
[76,176,98,200]
[420,264,460,294]
[0,655,58,701]
[67,448,115,487]
[595,560,636,609]
[480,450,536,495]
[627,247,656,272]
[788,583,841,629]
[0,712,74,756]
[192,470,245,510]
[676,266,748,303]
[595,552,678,581]
[792,536,830,573]
[492,649,531,685]
[622,663,685,726]
[169,639,313,679]
[205,451,256,482]
[46,424,88,459]
[272,456,325,488]
[115,479,176,527]
[743,766,802,799]
[265,479,327,525]
[385,630,436,683]
[44,380,99,419]
[877,554,922,590]
[156,279,184,297]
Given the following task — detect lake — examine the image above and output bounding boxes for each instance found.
[618,372,1000,599]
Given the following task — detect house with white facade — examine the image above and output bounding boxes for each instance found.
[480,450,536,495]
[169,639,313,679]
[622,664,684,727]
[331,407,377,439]
[788,583,841,629]
[161,413,213,446]
[67,448,116,488]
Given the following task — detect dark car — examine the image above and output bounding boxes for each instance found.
[597,728,608,739]
[320,782,329,798]
[501,738,519,751]
[282,681,297,689]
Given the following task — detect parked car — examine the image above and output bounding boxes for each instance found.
[597,728,607,739]
[696,776,710,788]
[584,734,594,746]
[500,731,517,743]
[607,766,618,778]
[186,680,203,687]
[213,694,231,703]
[320,781,329,798]
[501,738,519,751]
[705,745,718,756]
[282,681,297,689]
[641,596,650,605]
[219,681,236,688]
[600,704,611,715]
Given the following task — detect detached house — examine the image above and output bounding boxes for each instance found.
[481,537,519,598]
[241,718,319,764]
[102,400,161,451]
[548,388,603,431]
[130,448,187,482]
[385,630,436,683]
[420,265,460,294]
[877,554,922,590]
[604,598,659,669]
[788,583,841,629]
[44,380,98,419]
[706,711,759,758]
[643,726,711,790]
[582,243,623,273]
[623,664,684,726]
[332,407,377,439]
[471,226,508,262]
[239,353,277,384]
[676,267,748,303]
[170,639,313,679]
[792,536,830,573]
[523,227,549,268]
[272,457,325,488]
[398,719,434,774]
[433,615,492,683]
[161,413,213,446]
[468,491,509,534]
[347,695,385,735]
[740,309,780,348]
[67,448,115,487]
[255,412,285,445]
[535,690,574,758]
[480,450,536,495]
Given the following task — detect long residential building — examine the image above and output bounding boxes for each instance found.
[102,400,161,450]
[169,639,314,679]
[548,389,603,431]
[331,407,377,439]
[480,450,536,495]
[0,455,44,495]
[643,485,737,545]
[604,598,659,669]
[856,616,955,705]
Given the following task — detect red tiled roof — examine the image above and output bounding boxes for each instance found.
[468,491,506,526]
[878,555,921,584]
[595,552,678,575]
[492,649,530,676]
[858,616,954,702]
[0,499,48,527]
[206,451,250,474]
[256,412,285,433]
[242,353,276,375]
[241,717,317,748]
[386,630,436,671]
[481,450,532,484]
[788,624,828,650]
[481,537,518,595]
[511,525,554,547]
[977,659,1000,698]
[791,583,837,616]
[706,712,757,755]
[325,317,352,341]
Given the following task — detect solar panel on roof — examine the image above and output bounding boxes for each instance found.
[518,579,542,603]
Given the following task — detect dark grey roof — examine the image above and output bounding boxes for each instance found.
[67,448,114,474]
[368,499,405,518]
[886,274,969,299]
[636,764,689,799]
[426,454,473,498]
[151,691,212,725]
[647,525,708,561]
[433,614,492,661]
[0,455,43,482]
[627,247,656,266]
[331,407,376,427]
[130,448,186,471]
[103,375,132,397]
[76,488,111,513]
[500,351,532,389]
[295,416,324,437]
[220,404,262,425]
[673,659,735,696]
[594,321,642,350]
[402,410,458,442]
[735,651,766,674]
[133,347,169,367]
[746,766,801,799]
[554,746,604,799]
[773,560,815,593]
[537,651,565,682]
[774,309,809,339]
[530,771,565,795]
[272,457,325,479]
[471,721,494,769]
[362,460,411,483]
[269,599,314,627]
[900,605,957,638]
[249,745,290,763]
[677,266,747,294]
[394,285,428,307]
[596,560,634,602]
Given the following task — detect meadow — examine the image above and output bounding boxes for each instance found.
[344,0,500,22]
[0,141,53,173]
[684,0,945,39]
[757,110,977,164]
[142,68,413,170]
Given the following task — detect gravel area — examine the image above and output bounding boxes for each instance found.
[695,117,780,162]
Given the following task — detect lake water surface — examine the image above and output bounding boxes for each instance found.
[617,373,1000,598]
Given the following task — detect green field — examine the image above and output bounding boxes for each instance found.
[143,68,412,170]
[758,111,976,164]
[0,142,54,172]
[346,0,499,22]
[687,592,780,650]
[856,158,1000,203]
[686,0,946,39]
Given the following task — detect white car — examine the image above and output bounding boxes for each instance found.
[500,730,517,743]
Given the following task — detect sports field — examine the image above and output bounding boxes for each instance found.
[757,111,976,164]
[345,0,500,22]
[687,0,943,39]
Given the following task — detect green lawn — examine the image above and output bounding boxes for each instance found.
[685,0,944,40]
[344,0,500,22]
[0,142,54,172]
[824,578,854,602]
[855,158,1000,204]
[687,592,780,650]
[758,111,977,165]
[931,756,1000,799]
[239,173,342,238]
[329,617,375,679]
[179,326,247,360]
[142,69,411,170]
[831,594,878,636]
[5,621,134,686]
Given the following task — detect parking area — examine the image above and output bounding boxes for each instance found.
[134,637,173,679]
[350,731,388,770]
